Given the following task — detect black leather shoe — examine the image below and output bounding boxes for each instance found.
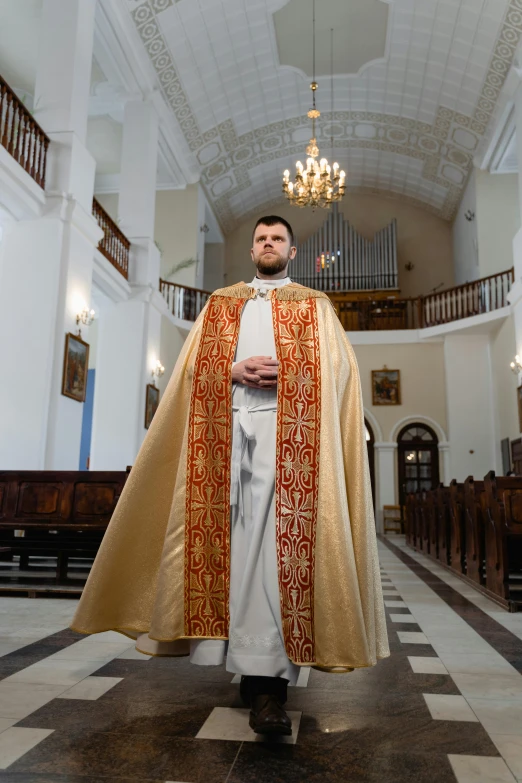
[249,694,292,736]
[239,675,250,706]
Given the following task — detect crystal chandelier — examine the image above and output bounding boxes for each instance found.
[282,5,345,209]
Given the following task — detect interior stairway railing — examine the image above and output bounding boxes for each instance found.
[0,74,50,188]
[92,198,130,280]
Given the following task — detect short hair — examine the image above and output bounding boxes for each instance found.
[252,215,295,247]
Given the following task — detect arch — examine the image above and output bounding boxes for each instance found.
[389,415,447,444]
[364,408,383,442]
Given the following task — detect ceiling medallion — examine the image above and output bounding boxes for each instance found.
[282,5,345,210]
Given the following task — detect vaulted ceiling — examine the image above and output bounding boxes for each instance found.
[123,0,522,231]
[1,0,522,233]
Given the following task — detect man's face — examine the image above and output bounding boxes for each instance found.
[251,223,297,276]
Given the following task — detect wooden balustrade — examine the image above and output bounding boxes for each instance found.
[405,471,522,611]
[157,268,514,328]
[159,279,211,322]
[422,269,514,328]
[0,75,50,188]
[92,198,130,280]
[328,268,513,331]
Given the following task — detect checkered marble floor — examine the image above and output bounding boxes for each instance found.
[0,537,520,781]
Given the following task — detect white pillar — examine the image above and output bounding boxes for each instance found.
[374,442,397,535]
[438,442,451,485]
[0,0,101,470]
[119,100,160,286]
[444,334,498,481]
[90,101,163,469]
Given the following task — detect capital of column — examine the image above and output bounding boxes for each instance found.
[374,442,398,452]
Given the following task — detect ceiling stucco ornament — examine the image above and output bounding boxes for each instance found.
[125,0,522,233]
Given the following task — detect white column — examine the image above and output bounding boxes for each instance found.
[90,100,163,469]
[119,100,160,286]
[444,334,498,482]
[510,80,522,389]
[374,442,397,535]
[438,442,451,485]
[0,0,101,470]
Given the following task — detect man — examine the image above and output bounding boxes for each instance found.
[72,215,389,736]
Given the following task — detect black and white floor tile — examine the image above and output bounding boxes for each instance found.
[0,538,520,780]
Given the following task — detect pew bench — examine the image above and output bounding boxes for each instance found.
[0,469,129,584]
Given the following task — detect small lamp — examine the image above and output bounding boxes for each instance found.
[510,355,522,375]
[151,359,165,387]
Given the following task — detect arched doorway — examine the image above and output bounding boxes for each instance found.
[397,423,439,506]
[365,419,375,508]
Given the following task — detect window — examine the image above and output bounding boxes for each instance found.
[398,423,439,505]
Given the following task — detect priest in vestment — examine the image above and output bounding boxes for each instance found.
[71,215,389,736]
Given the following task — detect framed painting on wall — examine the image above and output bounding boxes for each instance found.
[517,385,522,433]
[61,333,90,402]
[145,383,160,429]
[372,368,401,406]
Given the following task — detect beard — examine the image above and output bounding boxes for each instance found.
[254,249,289,276]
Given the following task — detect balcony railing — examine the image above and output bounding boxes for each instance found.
[329,268,514,331]
[92,198,130,280]
[0,75,50,188]
[159,280,211,322]
[422,268,513,328]
[158,268,514,331]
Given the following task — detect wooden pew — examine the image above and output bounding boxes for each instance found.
[482,471,522,603]
[405,493,416,548]
[435,484,451,566]
[426,490,438,559]
[418,490,430,554]
[449,480,466,575]
[463,476,486,586]
[0,470,129,583]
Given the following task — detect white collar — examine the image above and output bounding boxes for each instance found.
[249,276,292,290]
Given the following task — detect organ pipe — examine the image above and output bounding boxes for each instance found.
[293,203,398,292]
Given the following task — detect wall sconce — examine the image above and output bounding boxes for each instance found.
[151,359,165,387]
[464,210,475,222]
[76,307,95,337]
[510,355,522,375]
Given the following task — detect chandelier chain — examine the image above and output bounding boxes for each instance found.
[281,0,346,209]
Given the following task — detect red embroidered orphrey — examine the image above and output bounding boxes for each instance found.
[184,296,244,638]
[184,292,321,663]
[273,297,321,663]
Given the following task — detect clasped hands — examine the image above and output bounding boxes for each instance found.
[231,355,278,389]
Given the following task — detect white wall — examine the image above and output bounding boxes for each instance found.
[476,170,520,278]
[203,242,225,292]
[444,333,498,482]
[352,341,447,442]
[490,315,520,473]
[452,170,479,286]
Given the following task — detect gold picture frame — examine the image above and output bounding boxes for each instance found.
[61,333,90,402]
[145,383,160,429]
[372,368,401,406]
